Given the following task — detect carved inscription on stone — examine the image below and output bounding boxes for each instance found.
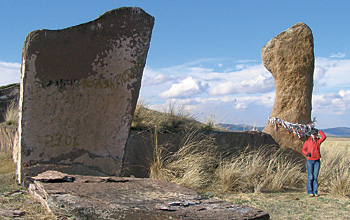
[18,7,154,182]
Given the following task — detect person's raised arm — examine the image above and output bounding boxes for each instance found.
[318,130,327,143]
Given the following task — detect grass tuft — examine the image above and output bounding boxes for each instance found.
[149,128,305,194]
[4,100,18,126]
[319,142,350,197]
[131,101,219,132]
[149,128,219,190]
[216,148,305,193]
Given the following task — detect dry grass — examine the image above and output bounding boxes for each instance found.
[319,137,350,197]
[132,100,196,132]
[131,101,219,132]
[216,148,304,193]
[221,137,350,219]
[223,191,350,220]
[0,125,17,156]
[148,131,350,219]
[202,112,222,131]
[0,152,17,193]
[1,97,349,219]
[149,128,219,190]
[149,128,305,193]
[149,129,350,197]
[3,100,18,126]
[0,153,55,219]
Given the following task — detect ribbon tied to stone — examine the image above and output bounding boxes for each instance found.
[267,117,317,139]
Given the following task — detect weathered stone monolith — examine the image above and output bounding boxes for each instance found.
[262,22,314,153]
[17,7,154,182]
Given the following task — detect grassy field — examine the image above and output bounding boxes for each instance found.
[1,101,349,219]
[150,134,350,220]
[223,190,350,220]
[223,137,350,219]
[0,138,349,219]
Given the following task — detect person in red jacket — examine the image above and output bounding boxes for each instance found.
[302,129,327,197]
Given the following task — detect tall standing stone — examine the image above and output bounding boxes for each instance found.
[17,7,154,182]
[262,22,314,153]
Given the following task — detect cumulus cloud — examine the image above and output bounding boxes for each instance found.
[0,61,21,85]
[314,57,350,91]
[228,93,275,110]
[313,90,350,115]
[210,74,274,95]
[159,76,209,98]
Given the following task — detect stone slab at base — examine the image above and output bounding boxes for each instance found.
[29,171,270,220]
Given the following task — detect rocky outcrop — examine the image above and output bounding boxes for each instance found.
[18,7,154,182]
[29,171,270,220]
[262,22,314,153]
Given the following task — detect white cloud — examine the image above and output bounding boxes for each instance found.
[0,61,21,85]
[159,76,209,98]
[313,90,350,115]
[142,67,177,86]
[329,53,346,58]
[210,74,274,95]
[235,64,246,69]
[314,57,350,90]
[142,73,173,85]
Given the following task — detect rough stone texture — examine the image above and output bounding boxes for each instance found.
[0,208,25,219]
[18,7,154,182]
[0,84,19,123]
[29,171,270,220]
[261,22,314,153]
[123,130,279,178]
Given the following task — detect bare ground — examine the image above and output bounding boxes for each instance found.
[222,190,350,220]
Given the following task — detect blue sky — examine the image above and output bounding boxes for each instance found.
[1,0,350,128]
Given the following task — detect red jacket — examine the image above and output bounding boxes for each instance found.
[302,130,327,160]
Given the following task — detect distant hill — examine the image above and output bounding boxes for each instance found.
[218,123,350,137]
[322,127,350,137]
[217,124,264,132]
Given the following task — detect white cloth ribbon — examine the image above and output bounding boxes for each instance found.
[267,117,317,139]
